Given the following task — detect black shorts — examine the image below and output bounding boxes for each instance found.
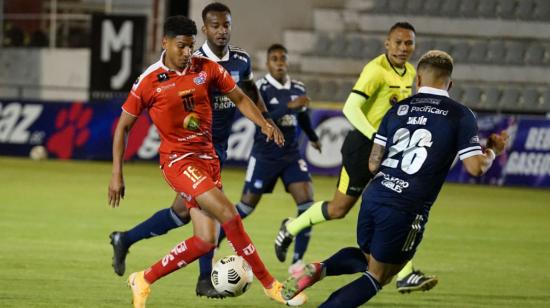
[336,129,375,197]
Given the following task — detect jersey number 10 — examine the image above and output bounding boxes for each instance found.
[381,128,433,175]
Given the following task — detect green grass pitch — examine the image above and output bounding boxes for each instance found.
[1,156,549,307]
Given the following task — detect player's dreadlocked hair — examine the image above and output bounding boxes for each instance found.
[202,2,231,21]
[389,22,416,34]
[417,50,454,78]
[164,15,197,37]
[267,43,287,56]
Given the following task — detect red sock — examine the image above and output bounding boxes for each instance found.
[144,236,215,284]
[222,216,275,288]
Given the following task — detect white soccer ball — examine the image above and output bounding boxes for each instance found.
[211,255,253,297]
[29,145,48,160]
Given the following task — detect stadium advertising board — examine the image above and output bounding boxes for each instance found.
[448,114,550,187]
[1,100,549,187]
[90,14,146,100]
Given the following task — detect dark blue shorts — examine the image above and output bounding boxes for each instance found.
[242,156,311,194]
[357,200,427,264]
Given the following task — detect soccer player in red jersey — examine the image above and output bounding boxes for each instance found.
[107,16,306,307]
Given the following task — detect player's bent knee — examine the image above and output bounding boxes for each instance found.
[194,232,217,246]
[192,236,216,253]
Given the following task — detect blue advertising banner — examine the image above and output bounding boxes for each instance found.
[1,99,549,188]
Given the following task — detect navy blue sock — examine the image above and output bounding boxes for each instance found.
[323,247,368,276]
[293,201,313,263]
[198,202,255,278]
[319,272,381,308]
[124,208,188,247]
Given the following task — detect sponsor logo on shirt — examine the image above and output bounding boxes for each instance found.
[470,135,480,144]
[213,96,236,110]
[397,105,409,116]
[183,112,200,131]
[269,97,279,105]
[411,105,448,116]
[411,98,441,105]
[380,173,409,193]
[278,114,297,127]
[193,71,207,85]
[157,72,169,82]
[230,71,240,83]
[156,82,176,93]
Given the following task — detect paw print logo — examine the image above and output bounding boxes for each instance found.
[46,104,92,159]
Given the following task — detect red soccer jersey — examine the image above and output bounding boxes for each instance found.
[122,53,237,163]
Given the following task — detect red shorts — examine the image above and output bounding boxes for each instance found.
[161,154,222,209]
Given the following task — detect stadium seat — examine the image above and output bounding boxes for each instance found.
[504,42,526,65]
[521,88,541,111]
[313,34,332,57]
[534,0,550,21]
[498,88,521,110]
[451,41,470,63]
[423,0,441,15]
[374,0,390,13]
[478,0,498,18]
[498,0,517,19]
[440,0,461,17]
[541,89,550,112]
[459,0,479,18]
[487,40,506,64]
[336,80,355,102]
[516,0,535,20]
[468,41,488,63]
[364,38,382,59]
[346,36,366,59]
[346,0,377,11]
[413,40,435,60]
[462,86,482,109]
[388,0,407,14]
[406,0,424,15]
[328,35,347,58]
[304,79,322,99]
[433,40,453,54]
[482,87,502,110]
[524,43,546,65]
[318,80,339,101]
[449,84,464,101]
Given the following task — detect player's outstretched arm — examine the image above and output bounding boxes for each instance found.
[227,86,285,146]
[108,111,138,208]
[462,131,509,177]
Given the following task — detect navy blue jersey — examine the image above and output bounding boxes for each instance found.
[364,87,482,214]
[252,74,308,161]
[194,43,253,158]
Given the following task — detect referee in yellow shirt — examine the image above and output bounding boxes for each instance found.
[275,22,438,293]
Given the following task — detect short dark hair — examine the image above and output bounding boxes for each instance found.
[389,22,416,35]
[202,2,231,21]
[417,50,454,79]
[163,15,197,37]
[267,43,287,56]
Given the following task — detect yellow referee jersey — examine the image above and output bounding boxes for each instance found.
[343,53,416,139]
